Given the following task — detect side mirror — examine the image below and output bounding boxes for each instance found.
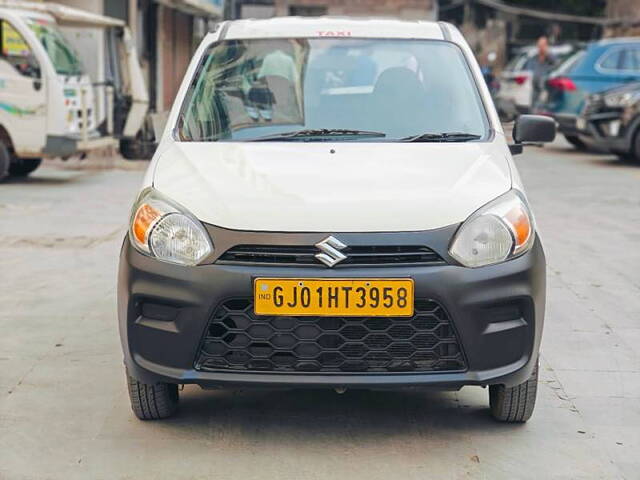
[510,114,556,155]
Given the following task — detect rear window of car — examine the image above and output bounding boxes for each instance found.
[505,52,530,71]
[553,49,585,75]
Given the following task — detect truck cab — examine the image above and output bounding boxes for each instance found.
[0,1,150,180]
[0,7,102,178]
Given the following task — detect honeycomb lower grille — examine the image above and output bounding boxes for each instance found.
[195,298,466,374]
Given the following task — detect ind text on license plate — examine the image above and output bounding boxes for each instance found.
[254,278,414,317]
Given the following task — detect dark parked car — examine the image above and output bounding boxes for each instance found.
[537,38,640,150]
[577,82,640,161]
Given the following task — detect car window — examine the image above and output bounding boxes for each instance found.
[599,48,623,71]
[505,52,529,72]
[621,47,640,72]
[177,38,489,142]
[553,47,579,66]
[552,49,585,76]
[0,20,40,78]
[25,17,83,76]
[522,55,542,71]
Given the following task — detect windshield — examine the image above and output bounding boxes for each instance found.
[26,18,83,76]
[177,38,489,142]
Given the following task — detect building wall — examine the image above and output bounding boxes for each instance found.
[273,0,436,20]
[55,0,108,123]
[104,0,129,23]
[605,0,640,37]
[160,7,194,111]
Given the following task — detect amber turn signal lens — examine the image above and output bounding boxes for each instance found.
[132,203,161,246]
[506,206,531,250]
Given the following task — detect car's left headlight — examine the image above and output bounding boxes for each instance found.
[449,189,535,268]
[129,188,213,266]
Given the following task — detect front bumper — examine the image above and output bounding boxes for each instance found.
[118,231,546,390]
[495,96,530,118]
[579,111,635,154]
[552,113,580,136]
[42,133,118,158]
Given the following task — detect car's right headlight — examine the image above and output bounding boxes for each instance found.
[604,90,640,108]
[449,190,535,268]
[129,188,213,266]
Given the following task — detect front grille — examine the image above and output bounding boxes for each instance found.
[217,245,444,267]
[195,298,466,373]
[583,95,606,116]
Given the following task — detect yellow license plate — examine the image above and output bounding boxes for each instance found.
[254,278,414,317]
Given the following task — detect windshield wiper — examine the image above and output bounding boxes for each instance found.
[249,128,386,142]
[399,132,482,143]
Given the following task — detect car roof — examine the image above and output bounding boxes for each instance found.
[214,16,447,42]
[515,44,577,56]
[593,37,640,47]
[0,7,54,23]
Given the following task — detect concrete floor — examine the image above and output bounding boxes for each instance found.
[1,139,639,479]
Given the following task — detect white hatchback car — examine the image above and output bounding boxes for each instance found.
[118,17,555,422]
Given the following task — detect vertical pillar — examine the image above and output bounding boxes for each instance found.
[128,0,137,35]
[156,5,165,113]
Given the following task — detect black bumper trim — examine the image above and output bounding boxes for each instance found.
[130,353,529,389]
[43,135,78,157]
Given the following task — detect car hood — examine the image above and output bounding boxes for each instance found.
[602,80,640,97]
[152,141,512,232]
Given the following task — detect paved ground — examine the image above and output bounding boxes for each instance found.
[1,140,639,480]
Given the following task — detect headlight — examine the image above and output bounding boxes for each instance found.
[449,190,535,268]
[604,91,640,108]
[129,188,213,266]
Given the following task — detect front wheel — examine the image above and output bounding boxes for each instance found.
[120,121,157,160]
[489,362,538,423]
[0,140,10,182]
[9,158,41,177]
[615,152,635,162]
[127,373,179,420]
[630,129,640,163]
[564,135,587,151]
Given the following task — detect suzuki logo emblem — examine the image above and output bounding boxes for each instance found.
[315,236,347,267]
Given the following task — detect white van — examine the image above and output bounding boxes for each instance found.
[0,2,150,180]
[0,7,102,178]
[118,18,555,423]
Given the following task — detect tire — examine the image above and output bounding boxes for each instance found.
[564,135,587,151]
[120,122,157,160]
[120,138,156,160]
[497,106,516,123]
[0,141,10,182]
[9,158,41,177]
[489,362,538,423]
[615,152,634,162]
[630,128,640,164]
[127,373,179,420]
